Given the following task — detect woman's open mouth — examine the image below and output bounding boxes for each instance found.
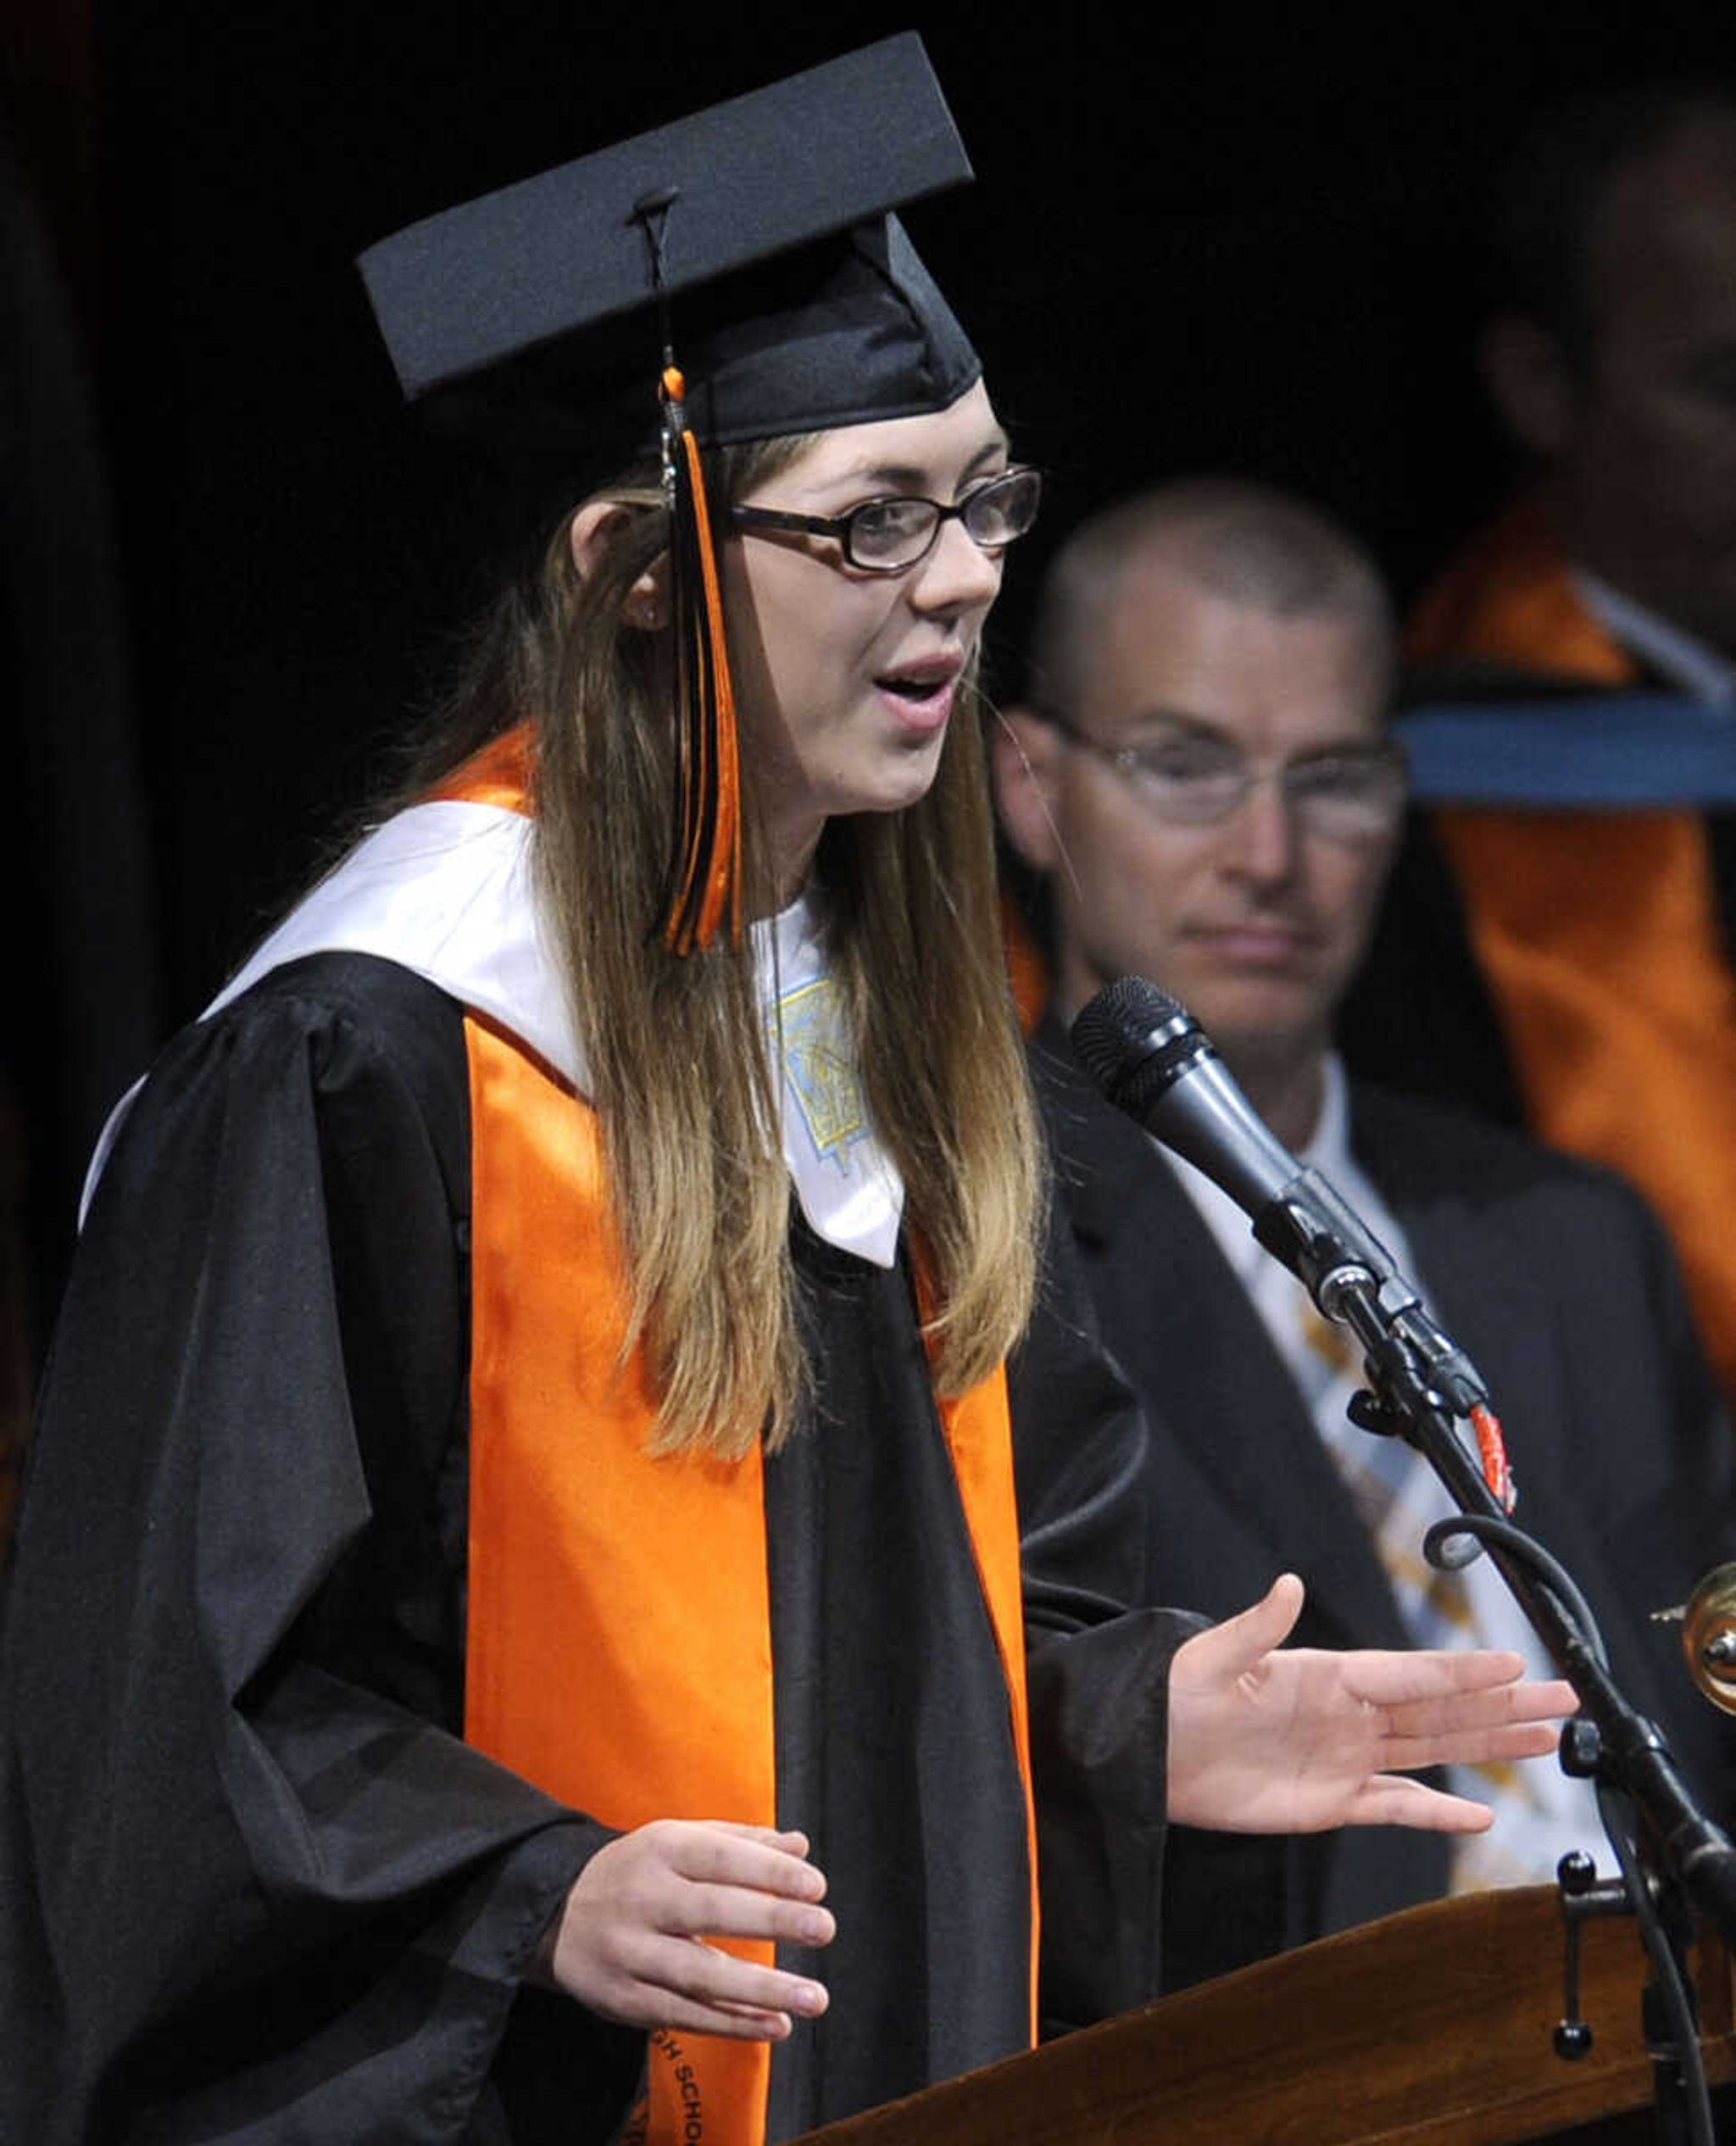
[876,664,960,731]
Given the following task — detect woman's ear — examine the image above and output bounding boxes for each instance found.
[568,501,670,630]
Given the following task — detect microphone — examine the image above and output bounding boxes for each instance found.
[1069,975,1490,1418]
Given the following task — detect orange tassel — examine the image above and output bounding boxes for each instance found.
[659,364,743,954]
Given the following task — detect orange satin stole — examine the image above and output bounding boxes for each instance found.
[448,730,1037,2145]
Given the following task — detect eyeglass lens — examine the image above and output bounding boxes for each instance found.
[849,467,1041,568]
[1116,739,1404,836]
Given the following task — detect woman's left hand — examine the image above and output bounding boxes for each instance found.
[1166,1572,1576,1834]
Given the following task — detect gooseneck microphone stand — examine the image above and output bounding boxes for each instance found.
[1316,1250,1730,2146]
[1072,976,1736,2146]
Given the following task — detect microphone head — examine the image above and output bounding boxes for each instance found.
[1069,976,1215,1120]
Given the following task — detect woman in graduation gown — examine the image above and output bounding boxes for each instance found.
[0,40,1572,2146]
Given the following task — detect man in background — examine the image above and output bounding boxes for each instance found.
[1344,84,1736,1413]
[995,477,1736,1987]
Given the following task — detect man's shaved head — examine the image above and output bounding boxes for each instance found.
[1027,478,1394,720]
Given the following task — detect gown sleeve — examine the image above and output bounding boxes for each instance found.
[1010,1194,1205,2036]
[0,956,642,2145]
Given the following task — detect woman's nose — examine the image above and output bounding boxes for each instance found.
[908,516,1004,615]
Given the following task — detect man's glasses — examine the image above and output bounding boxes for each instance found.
[730,465,1042,575]
[1041,709,1407,841]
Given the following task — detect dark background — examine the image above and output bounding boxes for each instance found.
[5,0,1735,1350]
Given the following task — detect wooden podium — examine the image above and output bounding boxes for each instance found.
[796,1885,1736,2144]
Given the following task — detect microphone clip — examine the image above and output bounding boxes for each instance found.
[1252,1168,1491,1419]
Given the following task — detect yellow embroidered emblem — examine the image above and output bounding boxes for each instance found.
[779,978,866,1160]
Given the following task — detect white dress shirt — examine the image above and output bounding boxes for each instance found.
[1158,1054,1606,1887]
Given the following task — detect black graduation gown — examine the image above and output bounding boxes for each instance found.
[0,954,1182,2144]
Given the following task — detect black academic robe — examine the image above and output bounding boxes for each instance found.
[1,956,1182,2145]
[1032,1019,1736,1992]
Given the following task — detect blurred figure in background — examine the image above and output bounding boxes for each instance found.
[996,477,1736,1988]
[1344,85,1736,1413]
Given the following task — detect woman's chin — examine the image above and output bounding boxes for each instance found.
[837,748,949,823]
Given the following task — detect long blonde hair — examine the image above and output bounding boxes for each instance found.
[410,435,1043,1458]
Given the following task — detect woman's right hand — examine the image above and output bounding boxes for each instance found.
[536,1819,835,2040]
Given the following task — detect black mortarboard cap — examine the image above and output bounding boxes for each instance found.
[359,36,982,958]
[358,33,981,465]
